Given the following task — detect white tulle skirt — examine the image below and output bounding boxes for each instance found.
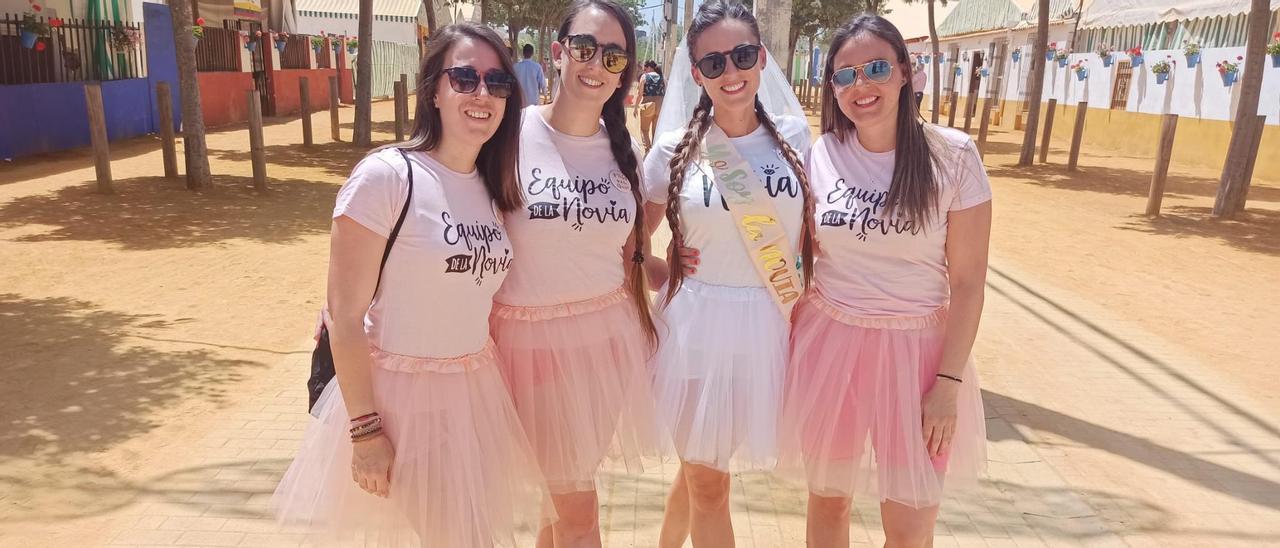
[650,278,790,472]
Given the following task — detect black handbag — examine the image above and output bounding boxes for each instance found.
[308,148,415,415]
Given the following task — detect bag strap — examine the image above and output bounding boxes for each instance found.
[374,148,415,294]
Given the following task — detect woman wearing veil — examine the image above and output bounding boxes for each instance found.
[638,1,814,545]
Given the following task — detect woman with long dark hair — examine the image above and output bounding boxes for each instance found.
[273,23,551,547]
[777,14,991,547]
[641,1,814,545]
[487,1,659,546]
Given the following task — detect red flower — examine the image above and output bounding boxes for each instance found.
[195,17,205,25]
[34,40,45,51]
[49,17,62,27]
[32,4,41,12]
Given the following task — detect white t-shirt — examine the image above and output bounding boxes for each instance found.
[334,148,513,358]
[642,114,812,288]
[494,106,641,306]
[808,126,992,318]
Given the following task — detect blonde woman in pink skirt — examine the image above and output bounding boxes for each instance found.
[272,23,552,547]
[487,1,660,546]
[778,15,990,548]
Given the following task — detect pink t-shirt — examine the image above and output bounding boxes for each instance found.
[494,106,640,307]
[808,126,992,318]
[334,148,513,358]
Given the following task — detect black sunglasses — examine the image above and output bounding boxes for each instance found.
[561,33,629,74]
[695,44,762,79]
[831,59,894,88]
[442,66,516,99]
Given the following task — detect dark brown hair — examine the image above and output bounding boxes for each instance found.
[662,0,816,307]
[555,0,657,344]
[395,22,523,212]
[820,14,940,226]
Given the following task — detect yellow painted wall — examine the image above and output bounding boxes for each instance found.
[923,94,1279,182]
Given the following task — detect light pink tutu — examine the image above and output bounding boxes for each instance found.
[490,287,659,494]
[778,291,987,509]
[272,342,553,547]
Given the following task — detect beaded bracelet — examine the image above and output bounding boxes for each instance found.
[349,416,383,437]
[351,425,384,443]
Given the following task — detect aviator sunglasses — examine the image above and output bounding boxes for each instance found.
[560,33,630,74]
[830,59,895,88]
[695,44,762,79]
[442,66,516,99]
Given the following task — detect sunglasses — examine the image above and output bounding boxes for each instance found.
[695,44,762,79]
[561,34,629,74]
[831,59,894,89]
[443,66,516,99]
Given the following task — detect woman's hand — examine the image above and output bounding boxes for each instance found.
[351,433,394,498]
[921,378,960,458]
[675,244,699,275]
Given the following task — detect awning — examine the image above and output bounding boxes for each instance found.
[1080,0,1280,29]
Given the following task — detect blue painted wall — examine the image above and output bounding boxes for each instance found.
[0,3,179,160]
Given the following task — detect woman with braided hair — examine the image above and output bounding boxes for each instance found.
[487,1,660,546]
[639,1,814,545]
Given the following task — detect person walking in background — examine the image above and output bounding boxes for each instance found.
[635,60,665,150]
[515,43,548,107]
[912,56,927,108]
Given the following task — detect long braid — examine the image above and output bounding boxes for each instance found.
[753,97,815,287]
[660,92,716,308]
[600,92,658,346]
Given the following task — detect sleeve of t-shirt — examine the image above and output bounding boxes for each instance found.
[948,137,993,211]
[777,114,814,156]
[641,130,682,204]
[332,151,408,238]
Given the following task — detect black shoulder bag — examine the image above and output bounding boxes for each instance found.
[308,148,415,415]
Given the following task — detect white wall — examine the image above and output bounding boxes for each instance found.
[295,14,416,45]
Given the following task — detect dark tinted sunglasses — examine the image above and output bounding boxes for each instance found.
[831,59,894,88]
[561,33,629,74]
[696,44,762,79]
[443,66,516,99]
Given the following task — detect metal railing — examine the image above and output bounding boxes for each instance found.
[278,34,309,69]
[195,26,241,72]
[1,13,146,84]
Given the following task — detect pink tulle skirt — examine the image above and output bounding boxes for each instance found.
[490,288,659,494]
[272,342,553,547]
[778,292,987,509]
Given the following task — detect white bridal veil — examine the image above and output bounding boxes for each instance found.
[654,42,807,138]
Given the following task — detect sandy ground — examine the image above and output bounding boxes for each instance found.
[0,98,1276,546]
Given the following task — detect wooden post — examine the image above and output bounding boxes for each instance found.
[399,73,410,131]
[946,91,959,127]
[978,43,1007,156]
[299,77,313,146]
[84,82,113,193]
[156,82,178,178]
[962,89,978,133]
[329,75,341,142]
[1145,113,1179,216]
[1038,98,1058,164]
[247,90,268,191]
[393,80,406,142]
[1067,101,1088,171]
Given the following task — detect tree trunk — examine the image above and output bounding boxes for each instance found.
[786,28,801,83]
[169,0,211,190]
[753,0,793,69]
[480,0,490,24]
[928,0,940,124]
[663,0,677,73]
[1017,0,1050,166]
[354,0,374,146]
[424,0,438,37]
[1213,0,1270,218]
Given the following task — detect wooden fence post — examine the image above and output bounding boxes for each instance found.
[84,82,113,194]
[299,77,313,146]
[1145,113,1179,216]
[962,88,978,133]
[393,80,406,142]
[1038,98,1058,164]
[946,90,959,127]
[248,90,268,191]
[1067,101,1088,171]
[156,81,178,178]
[329,75,341,142]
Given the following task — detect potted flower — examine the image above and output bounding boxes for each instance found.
[1151,56,1173,84]
[1267,32,1280,68]
[331,34,343,52]
[111,25,140,50]
[310,34,326,53]
[20,12,50,50]
[1216,56,1242,87]
[1055,48,1070,68]
[979,67,990,78]
[1011,47,1022,63]
[1046,42,1057,61]
[922,54,931,64]
[274,32,289,53]
[191,17,205,47]
[345,37,357,55]
[1097,44,1115,67]
[1071,60,1088,81]
[1128,45,1144,67]
[1183,40,1201,68]
[240,30,261,52]
[954,65,963,77]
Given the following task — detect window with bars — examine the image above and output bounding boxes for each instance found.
[1111,60,1132,110]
